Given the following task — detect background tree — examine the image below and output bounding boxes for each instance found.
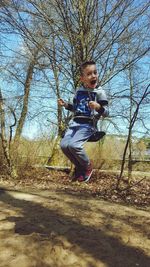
[117,83,150,189]
[0,88,18,178]
[0,0,149,175]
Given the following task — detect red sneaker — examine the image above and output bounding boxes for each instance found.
[78,163,93,182]
[77,175,85,182]
[84,163,93,182]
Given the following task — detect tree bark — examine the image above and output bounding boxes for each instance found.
[14,49,39,143]
[128,67,134,183]
[0,89,18,178]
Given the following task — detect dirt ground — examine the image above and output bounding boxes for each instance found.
[0,170,150,267]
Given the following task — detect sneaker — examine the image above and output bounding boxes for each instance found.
[84,163,93,182]
[78,163,93,182]
[71,167,82,182]
[77,175,85,182]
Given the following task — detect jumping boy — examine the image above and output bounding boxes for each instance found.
[58,61,109,182]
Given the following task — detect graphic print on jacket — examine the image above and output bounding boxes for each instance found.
[73,91,96,117]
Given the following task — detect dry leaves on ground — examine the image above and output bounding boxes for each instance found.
[0,167,149,209]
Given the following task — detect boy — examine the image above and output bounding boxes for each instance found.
[58,61,109,182]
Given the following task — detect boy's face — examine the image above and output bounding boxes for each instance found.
[80,64,98,89]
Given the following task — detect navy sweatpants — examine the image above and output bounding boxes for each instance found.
[60,122,94,170]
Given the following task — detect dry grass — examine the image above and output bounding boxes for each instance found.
[0,136,149,176]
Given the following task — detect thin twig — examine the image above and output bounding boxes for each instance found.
[118,177,146,192]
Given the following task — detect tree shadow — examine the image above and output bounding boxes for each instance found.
[94,204,150,239]
[54,187,150,238]
[64,189,150,238]
[0,188,150,267]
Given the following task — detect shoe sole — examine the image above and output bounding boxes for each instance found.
[84,170,93,182]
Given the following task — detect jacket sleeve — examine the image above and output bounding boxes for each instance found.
[96,88,109,117]
[64,94,75,112]
[65,102,74,112]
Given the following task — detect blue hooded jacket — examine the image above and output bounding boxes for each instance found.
[65,86,109,123]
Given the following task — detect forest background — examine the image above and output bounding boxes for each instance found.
[0,0,150,184]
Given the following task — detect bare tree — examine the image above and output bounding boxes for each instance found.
[14,47,40,142]
[0,0,150,172]
[48,0,150,86]
[127,66,134,182]
[116,84,150,189]
[0,88,18,178]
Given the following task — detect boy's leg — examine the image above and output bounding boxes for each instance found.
[61,125,94,181]
[60,127,83,170]
[67,125,93,169]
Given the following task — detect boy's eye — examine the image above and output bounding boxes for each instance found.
[86,72,91,76]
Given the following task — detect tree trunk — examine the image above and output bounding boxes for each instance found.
[0,89,18,178]
[117,84,150,189]
[14,49,39,143]
[127,128,133,183]
[51,36,63,137]
[128,67,134,183]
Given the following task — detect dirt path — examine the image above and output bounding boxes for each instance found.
[0,183,150,267]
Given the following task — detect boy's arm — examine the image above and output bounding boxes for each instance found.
[65,102,74,111]
[96,101,109,117]
[89,101,109,117]
[96,89,109,117]
[58,98,74,111]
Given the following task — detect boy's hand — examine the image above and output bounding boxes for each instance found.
[58,98,68,108]
[89,101,101,111]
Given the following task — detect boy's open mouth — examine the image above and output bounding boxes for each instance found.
[91,80,97,85]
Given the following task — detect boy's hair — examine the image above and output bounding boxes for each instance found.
[80,60,96,75]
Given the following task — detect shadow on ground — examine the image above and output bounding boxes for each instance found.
[0,187,150,267]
